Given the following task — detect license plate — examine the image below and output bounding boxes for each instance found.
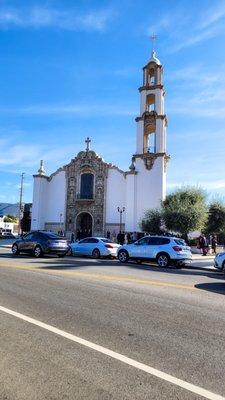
[53,242,66,247]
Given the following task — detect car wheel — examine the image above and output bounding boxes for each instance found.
[12,244,19,255]
[33,245,42,258]
[92,248,100,259]
[156,253,170,268]
[118,250,129,263]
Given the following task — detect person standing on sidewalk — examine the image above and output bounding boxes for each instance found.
[198,234,208,256]
[211,234,217,254]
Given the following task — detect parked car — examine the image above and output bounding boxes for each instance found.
[117,236,192,267]
[12,231,69,258]
[68,237,120,258]
[214,252,225,274]
[2,232,16,238]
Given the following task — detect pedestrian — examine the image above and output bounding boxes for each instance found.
[112,230,116,243]
[117,231,122,244]
[76,229,81,241]
[198,234,208,256]
[127,232,131,244]
[107,230,110,239]
[131,231,137,242]
[211,234,217,254]
[71,232,75,243]
[117,231,124,245]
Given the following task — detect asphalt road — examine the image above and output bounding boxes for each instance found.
[0,245,225,400]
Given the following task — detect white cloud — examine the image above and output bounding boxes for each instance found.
[0,6,114,32]
[166,61,225,118]
[198,2,225,29]
[147,2,225,53]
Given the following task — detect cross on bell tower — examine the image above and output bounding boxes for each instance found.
[150,33,157,52]
[85,137,91,152]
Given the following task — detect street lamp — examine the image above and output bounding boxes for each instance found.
[117,207,125,232]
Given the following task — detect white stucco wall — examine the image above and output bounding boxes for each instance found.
[134,157,166,231]
[136,120,144,153]
[105,168,126,225]
[31,171,66,231]
[45,170,66,225]
[31,177,48,230]
[125,173,137,232]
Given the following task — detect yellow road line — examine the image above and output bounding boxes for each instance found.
[0,261,198,291]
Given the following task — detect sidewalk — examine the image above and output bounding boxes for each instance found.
[191,253,215,261]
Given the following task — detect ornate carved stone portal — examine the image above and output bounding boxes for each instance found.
[65,150,109,236]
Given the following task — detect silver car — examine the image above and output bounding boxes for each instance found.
[117,235,192,268]
[69,237,120,258]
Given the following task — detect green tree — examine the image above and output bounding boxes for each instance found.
[206,201,225,234]
[140,209,163,234]
[162,187,207,239]
[3,214,18,223]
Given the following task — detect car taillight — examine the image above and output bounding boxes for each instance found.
[173,245,182,252]
[105,244,114,249]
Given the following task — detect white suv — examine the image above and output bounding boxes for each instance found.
[117,236,192,268]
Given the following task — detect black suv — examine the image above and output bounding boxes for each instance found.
[12,231,69,258]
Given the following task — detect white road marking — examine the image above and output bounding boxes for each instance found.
[0,305,224,400]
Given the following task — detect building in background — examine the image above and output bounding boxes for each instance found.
[31,48,170,237]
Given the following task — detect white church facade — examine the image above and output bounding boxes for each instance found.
[31,49,170,237]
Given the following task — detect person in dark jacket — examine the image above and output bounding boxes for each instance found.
[198,234,208,256]
[211,234,217,254]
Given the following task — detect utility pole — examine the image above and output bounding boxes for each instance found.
[18,173,25,235]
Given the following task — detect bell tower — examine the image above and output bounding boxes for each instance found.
[128,40,170,230]
[136,40,167,158]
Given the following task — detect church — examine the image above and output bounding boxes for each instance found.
[31,48,170,237]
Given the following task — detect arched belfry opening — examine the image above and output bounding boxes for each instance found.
[146,94,155,112]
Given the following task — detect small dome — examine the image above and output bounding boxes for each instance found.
[149,50,161,66]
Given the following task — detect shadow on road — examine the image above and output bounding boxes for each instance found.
[195,281,225,295]
[0,249,221,280]
[22,257,221,280]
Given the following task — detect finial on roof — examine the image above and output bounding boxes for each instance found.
[129,157,135,171]
[38,160,45,176]
[85,137,91,152]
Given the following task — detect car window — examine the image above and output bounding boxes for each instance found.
[174,239,186,246]
[79,238,91,244]
[158,238,170,245]
[148,237,160,245]
[23,233,34,240]
[101,239,114,243]
[44,232,61,239]
[88,238,99,244]
[148,237,168,245]
[138,237,150,245]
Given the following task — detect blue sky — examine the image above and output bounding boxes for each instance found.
[0,0,225,204]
